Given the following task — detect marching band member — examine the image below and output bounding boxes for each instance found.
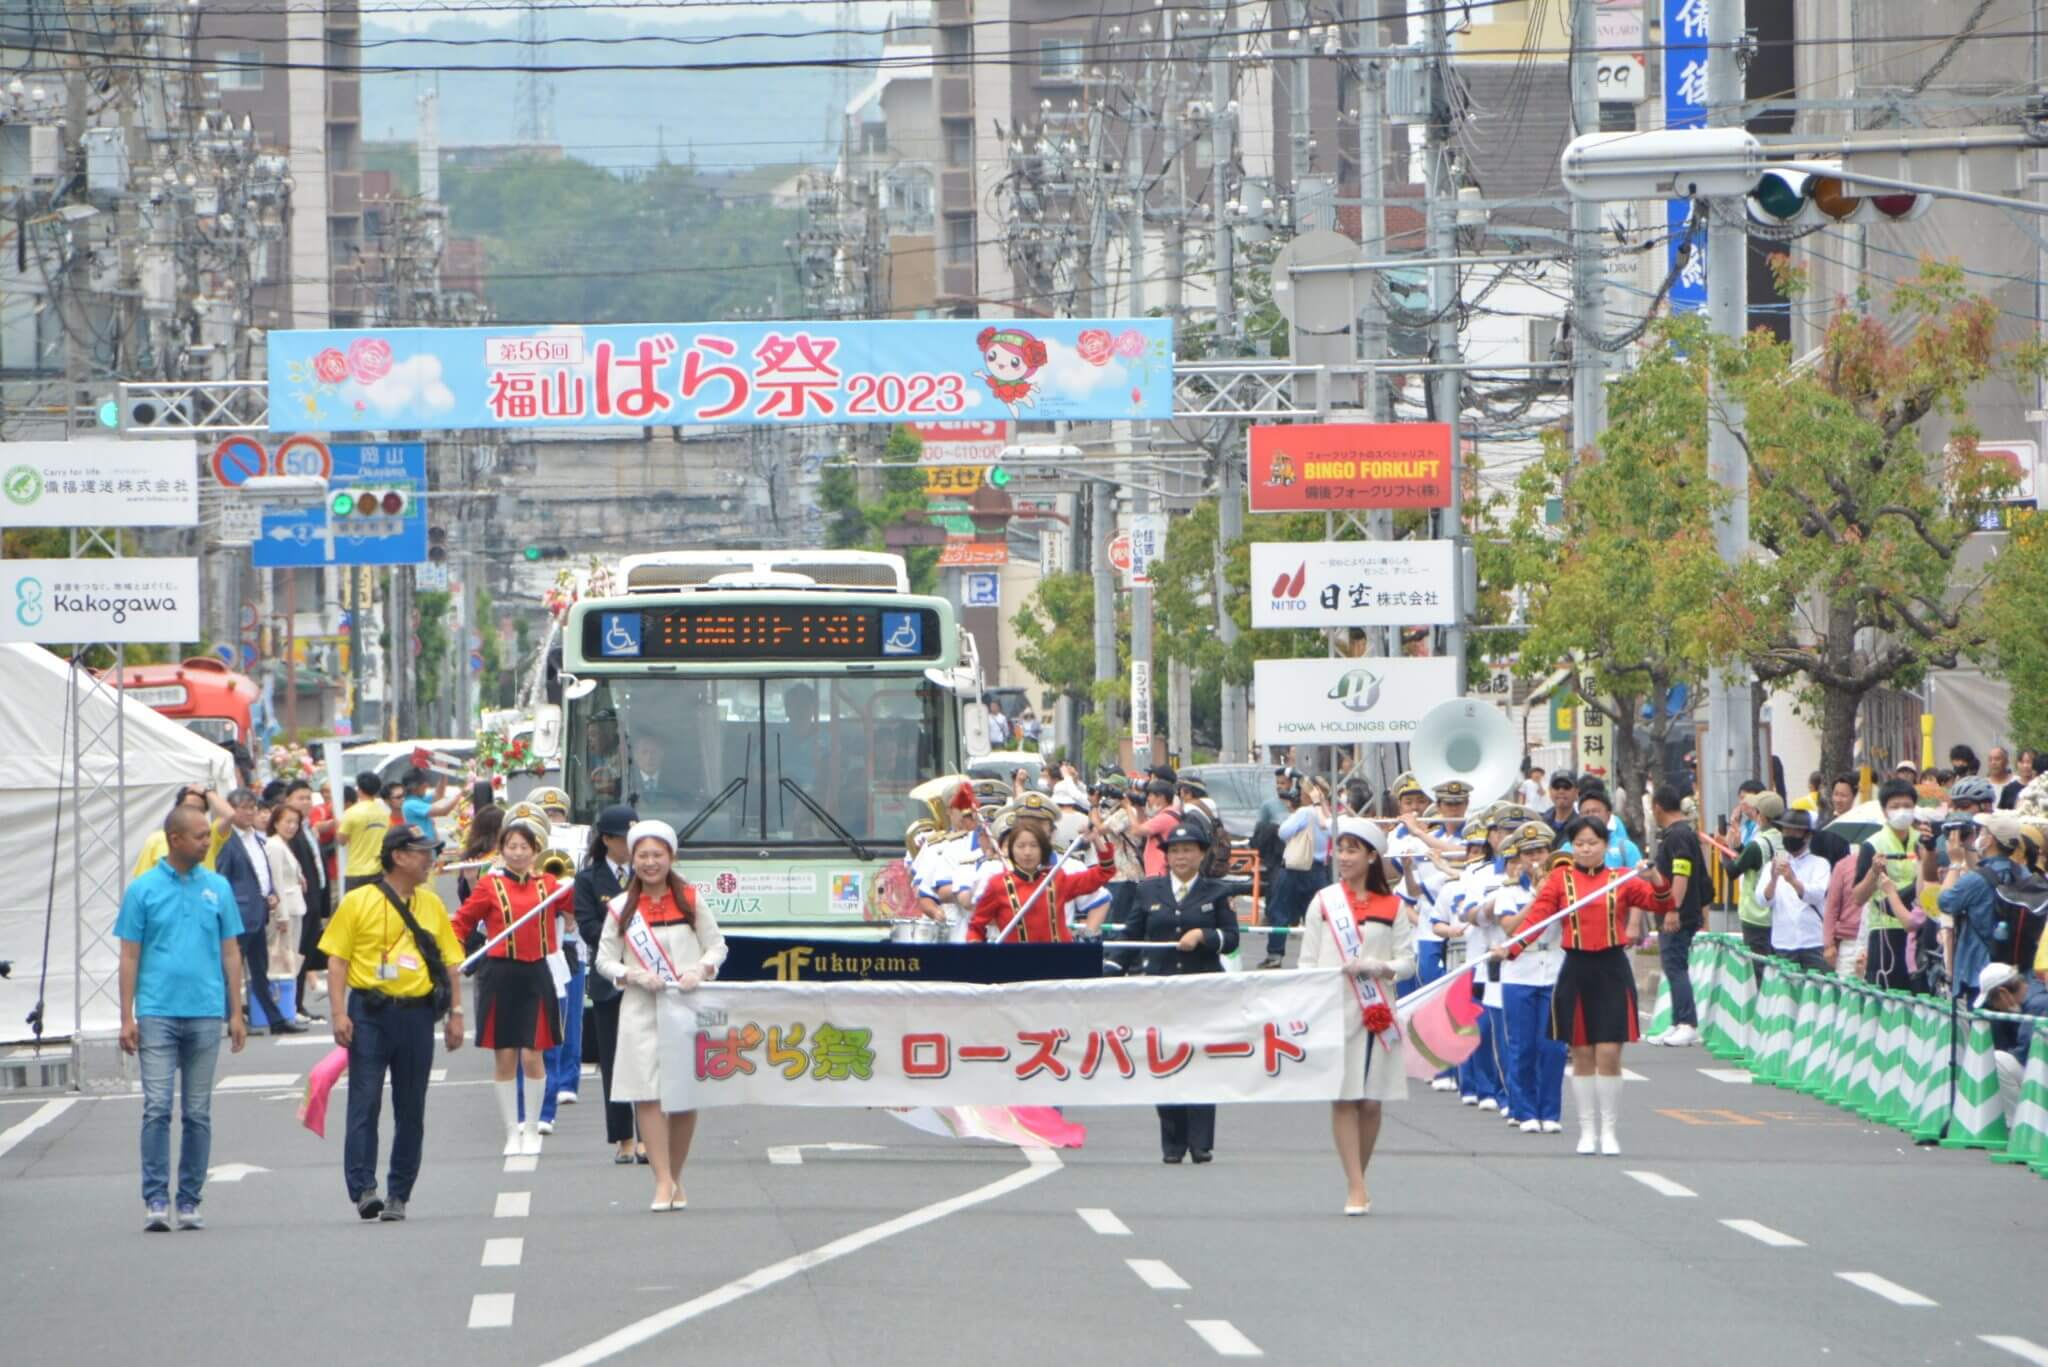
[1300,817,1413,1216]
[1123,819,1239,1164]
[451,807,566,1158]
[1494,814,1671,1155]
[1442,820,1507,1112]
[595,821,726,1212]
[1393,776,1470,1090]
[967,799,1115,944]
[1483,822,1568,1134]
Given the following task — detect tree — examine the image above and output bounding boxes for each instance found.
[1724,260,2046,775]
[1487,317,1730,837]
[819,426,938,594]
[1011,570,1121,768]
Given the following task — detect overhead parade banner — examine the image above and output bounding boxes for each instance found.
[266,319,1175,433]
[656,969,1347,1112]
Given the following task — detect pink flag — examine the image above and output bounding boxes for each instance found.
[1400,972,1484,1079]
[885,1105,1087,1148]
[298,1045,349,1137]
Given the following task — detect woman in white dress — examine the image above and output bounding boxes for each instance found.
[1299,816,1415,1215]
[265,805,309,984]
[595,821,726,1211]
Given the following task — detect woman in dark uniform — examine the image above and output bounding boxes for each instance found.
[1499,814,1669,1157]
[574,804,642,1164]
[1122,819,1240,1164]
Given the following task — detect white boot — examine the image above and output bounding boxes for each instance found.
[496,1080,520,1156]
[520,1117,543,1157]
[1570,1074,1598,1155]
[1596,1074,1623,1156]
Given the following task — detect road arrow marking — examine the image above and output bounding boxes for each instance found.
[207,1163,270,1183]
[766,1142,883,1166]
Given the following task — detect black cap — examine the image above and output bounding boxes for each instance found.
[1163,820,1211,849]
[1178,777,1211,800]
[1775,807,1815,833]
[1550,771,1578,790]
[596,804,638,837]
[381,824,433,859]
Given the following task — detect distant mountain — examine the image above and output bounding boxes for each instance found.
[361,12,877,172]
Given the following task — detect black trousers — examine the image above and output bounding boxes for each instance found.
[238,930,287,1027]
[1157,1104,1215,1159]
[1739,921,1774,957]
[589,994,637,1145]
[343,995,435,1203]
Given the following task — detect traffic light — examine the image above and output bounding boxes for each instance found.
[1748,167,1931,228]
[330,486,410,518]
[427,526,448,564]
[987,465,1011,488]
[522,544,570,562]
[96,399,119,429]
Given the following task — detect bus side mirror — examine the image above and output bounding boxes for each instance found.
[533,703,564,762]
[962,702,992,758]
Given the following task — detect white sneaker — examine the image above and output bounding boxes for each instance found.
[1430,1077,1458,1093]
[556,1091,578,1106]
[1506,1113,1522,1126]
[520,1128,543,1157]
[1477,1098,1500,1113]
[1520,1119,1542,1134]
[1599,1126,1621,1157]
[1643,1030,1670,1046]
[536,1120,555,1136]
[1541,1121,1563,1134]
[1663,1025,1698,1047]
[1577,1128,1598,1156]
[503,1128,521,1157]
[1460,1095,1479,1106]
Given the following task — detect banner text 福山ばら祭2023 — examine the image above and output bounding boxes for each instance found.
[266,320,1176,433]
[654,970,1348,1112]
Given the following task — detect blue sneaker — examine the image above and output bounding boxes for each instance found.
[176,1206,204,1230]
[143,1202,171,1232]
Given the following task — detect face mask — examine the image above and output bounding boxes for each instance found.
[1886,808,1916,832]
[1782,836,1807,854]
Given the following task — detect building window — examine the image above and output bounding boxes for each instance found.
[945,122,972,167]
[1039,38,1083,81]
[215,48,264,91]
[945,214,975,266]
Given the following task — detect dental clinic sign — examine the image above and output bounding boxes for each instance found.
[0,558,201,644]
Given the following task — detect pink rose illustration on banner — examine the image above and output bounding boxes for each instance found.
[1114,329,1147,358]
[1131,387,1142,406]
[312,348,349,385]
[346,336,394,384]
[1076,328,1113,367]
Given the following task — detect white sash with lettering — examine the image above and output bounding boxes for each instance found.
[615,902,687,989]
[1320,890,1404,1050]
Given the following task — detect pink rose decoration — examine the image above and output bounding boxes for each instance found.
[346,336,393,384]
[1114,329,1147,358]
[1076,329,1113,367]
[1131,387,1143,405]
[312,347,349,385]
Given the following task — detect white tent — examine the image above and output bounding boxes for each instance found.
[0,644,238,1045]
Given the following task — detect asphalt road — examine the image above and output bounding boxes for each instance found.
[3,1025,2045,1367]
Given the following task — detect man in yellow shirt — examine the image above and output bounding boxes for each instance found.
[336,772,393,892]
[129,785,233,880]
[319,824,464,1222]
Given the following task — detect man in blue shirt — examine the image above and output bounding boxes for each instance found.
[118,805,248,1232]
[398,768,460,851]
[1939,811,2024,1000]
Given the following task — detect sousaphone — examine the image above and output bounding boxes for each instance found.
[1410,697,1521,807]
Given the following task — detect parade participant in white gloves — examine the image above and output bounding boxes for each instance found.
[1300,817,1414,1216]
[1486,823,1568,1133]
[595,821,726,1212]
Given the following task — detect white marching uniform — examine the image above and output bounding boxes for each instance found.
[1493,878,1563,987]
[1388,828,1443,943]
[1299,885,1417,1102]
[1447,860,1508,1004]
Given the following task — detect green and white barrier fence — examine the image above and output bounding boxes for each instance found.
[1684,933,2044,1178]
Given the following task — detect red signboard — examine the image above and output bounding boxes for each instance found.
[938,541,1009,567]
[1247,422,1454,511]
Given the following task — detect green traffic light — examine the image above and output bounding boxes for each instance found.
[988,466,1010,488]
[330,492,353,516]
[97,400,119,429]
[1752,172,1807,223]
[523,546,541,562]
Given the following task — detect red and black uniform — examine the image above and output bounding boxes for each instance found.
[967,844,1116,944]
[453,869,565,1050]
[1510,863,1668,1045]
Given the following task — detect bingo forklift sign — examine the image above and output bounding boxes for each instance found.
[266,319,1175,433]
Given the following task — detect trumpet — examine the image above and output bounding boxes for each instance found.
[539,848,576,878]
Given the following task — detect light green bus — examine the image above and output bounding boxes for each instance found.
[557,550,986,932]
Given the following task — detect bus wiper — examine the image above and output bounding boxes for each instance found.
[677,733,752,847]
[777,777,871,862]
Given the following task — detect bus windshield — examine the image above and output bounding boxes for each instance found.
[567,674,947,850]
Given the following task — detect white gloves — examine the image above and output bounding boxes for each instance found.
[623,966,664,993]
[1345,956,1392,980]
[669,970,702,993]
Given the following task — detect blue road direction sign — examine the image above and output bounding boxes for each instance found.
[253,442,427,568]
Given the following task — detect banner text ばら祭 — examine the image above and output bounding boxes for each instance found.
[0,439,199,529]
[1248,422,1452,511]
[1249,540,1456,628]
[1252,656,1460,744]
[267,320,1175,433]
[0,557,202,644]
[655,969,1347,1112]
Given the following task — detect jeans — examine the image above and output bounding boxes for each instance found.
[1500,983,1567,1124]
[138,1016,224,1209]
[343,994,436,1203]
[239,929,287,1029]
[521,955,585,1125]
[1457,1002,1507,1104]
[1659,926,1698,1027]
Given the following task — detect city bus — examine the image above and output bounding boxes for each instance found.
[555,549,987,930]
[108,656,259,747]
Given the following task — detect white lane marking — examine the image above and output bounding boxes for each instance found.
[468,1293,515,1329]
[765,1141,882,1165]
[482,1237,524,1268]
[270,1035,336,1047]
[1836,1272,1937,1307]
[0,1098,75,1160]
[1127,1258,1190,1291]
[504,1155,538,1174]
[1699,1068,1755,1084]
[216,1072,303,1090]
[494,1192,531,1219]
[1623,1170,1697,1198]
[1187,1320,1264,1357]
[539,1147,1063,1367]
[1077,1207,1130,1236]
[1721,1219,1806,1248]
[206,1162,269,1183]
[1982,1336,2048,1365]
[1622,1068,1649,1082]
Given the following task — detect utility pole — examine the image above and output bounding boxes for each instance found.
[1125,34,1154,767]
[348,565,366,736]
[1702,0,1754,826]
[1424,0,1466,692]
[1212,8,1248,763]
[1569,0,1607,450]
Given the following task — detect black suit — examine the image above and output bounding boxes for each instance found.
[288,825,333,1014]
[1126,873,1240,1161]
[574,858,636,1145]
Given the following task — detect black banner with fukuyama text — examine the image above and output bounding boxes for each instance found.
[719,935,1102,984]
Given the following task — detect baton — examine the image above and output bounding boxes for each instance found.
[991,833,1098,943]
[1394,865,1651,1015]
[458,880,574,974]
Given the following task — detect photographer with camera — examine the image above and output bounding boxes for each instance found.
[1939,810,2024,1003]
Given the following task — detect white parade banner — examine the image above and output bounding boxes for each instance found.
[1252,656,1460,744]
[0,438,199,528]
[1249,540,1455,628]
[0,557,202,644]
[657,969,1348,1112]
